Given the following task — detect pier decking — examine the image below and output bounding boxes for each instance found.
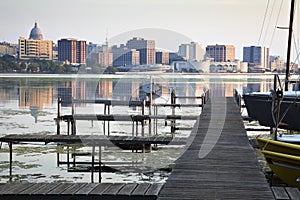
[158,97,274,199]
[1,97,299,199]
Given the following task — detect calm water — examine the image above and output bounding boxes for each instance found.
[0,73,278,183]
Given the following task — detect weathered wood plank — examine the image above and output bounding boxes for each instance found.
[75,183,99,195]
[131,183,151,196]
[271,187,290,200]
[88,183,111,195]
[102,183,125,195]
[60,183,86,195]
[285,187,300,200]
[117,183,138,196]
[145,183,163,196]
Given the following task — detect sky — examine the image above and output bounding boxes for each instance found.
[0,0,297,60]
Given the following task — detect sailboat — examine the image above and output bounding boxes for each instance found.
[243,0,300,134]
[252,0,300,188]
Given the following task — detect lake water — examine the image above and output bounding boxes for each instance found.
[0,73,279,183]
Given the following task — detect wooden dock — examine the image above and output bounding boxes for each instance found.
[158,97,275,199]
[0,182,163,200]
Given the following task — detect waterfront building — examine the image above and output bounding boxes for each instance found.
[206,44,235,62]
[58,38,86,64]
[18,22,53,60]
[112,45,140,67]
[91,51,113,67]
[156,51,169,64]
[126,37,155,65]
[0,42,17,56]
[243,46,269,69]
[270,56,285,72]
[178,42,204,61]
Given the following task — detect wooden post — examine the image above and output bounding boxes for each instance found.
[91,145,95,183]
[9,142,12,179]
[142,100,145,136]
[108,105,110,136]
[149,76,152,136]
[171,89,176,137]
[103,105,106,135]
[57,98,61,135]
[71,98,76,135]
[99,145,101,183]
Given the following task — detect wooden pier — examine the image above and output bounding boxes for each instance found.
[0,182,163,200]
[158,97,275,199]
[1,96,299,199]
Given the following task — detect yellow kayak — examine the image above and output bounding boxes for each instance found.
[262,150,300,188]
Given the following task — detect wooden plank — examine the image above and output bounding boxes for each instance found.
[18,183,48,195]
[102,183,125,195]
[2,183,35,195]
[131,183,151,196]
[117,183,138,196]
[285,187,300,200]
[60,183,87,195]
[32,183,61,195]
[145,183,163,196]
[271,187,290,200]
[88,183,111,195]
[75,183,99,195]
[46,183,73,195]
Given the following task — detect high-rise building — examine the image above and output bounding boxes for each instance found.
[58,38,86,64]
[112,45,140,67]
[18,22,53,60]
[243,46,269,69]
[206,44,235,62]
[178,44,189,60]
[178,42,205,61]
[126,37,155,65]
[0,42,17,56]
[156,51,169,64]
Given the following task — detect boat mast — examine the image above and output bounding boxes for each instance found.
[285,0,295,91]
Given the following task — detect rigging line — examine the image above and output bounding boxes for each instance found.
[292,35,300,70]
[258,0,271,45]
[263,0,277,45]
[269,0,284,48]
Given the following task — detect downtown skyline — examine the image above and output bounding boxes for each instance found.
[0,0,298,60]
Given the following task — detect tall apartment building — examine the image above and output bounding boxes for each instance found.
[178,42,204,61]
[18,22,53,60]
[126,37,155,65]
[156,51,169,64]
[206,44,235,62]
[0,42,17,56]
[112,45,140,67]
[243,46,269,69]
[58,38,86,64]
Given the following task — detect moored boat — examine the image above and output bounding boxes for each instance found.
[261,150,300,187]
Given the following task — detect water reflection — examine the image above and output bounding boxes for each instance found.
[0,74,276,183]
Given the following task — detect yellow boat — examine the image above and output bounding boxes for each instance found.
[257,137,300,156]
[261,150,300,188]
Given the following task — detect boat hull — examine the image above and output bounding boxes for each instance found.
[257,137,300,156]
[262,150,300,188]
[243,93,300,131]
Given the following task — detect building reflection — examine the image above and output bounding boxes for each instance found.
[19,85,54,123]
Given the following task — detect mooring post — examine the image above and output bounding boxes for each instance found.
[99,145,102,183]
[71,98,76,135]
[108,105,110,136]
[91,144,95,183]
[171,89,176,137]
[103,104,106,135]
[57,98,61,135]
[142,100,145,136]
[9,142,12,179]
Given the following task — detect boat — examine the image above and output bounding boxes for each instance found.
[257,137,300,156]
[243,0,300,134]
[257,137,300,187]
[261,150,300,187]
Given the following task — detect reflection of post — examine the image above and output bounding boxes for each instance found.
[71,98,76,135]
[103,105,106,135]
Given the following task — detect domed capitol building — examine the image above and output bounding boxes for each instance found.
[18,22,53,60]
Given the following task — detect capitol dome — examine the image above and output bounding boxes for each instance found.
[29,22,43,40]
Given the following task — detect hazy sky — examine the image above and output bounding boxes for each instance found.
[0,0,297,59]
